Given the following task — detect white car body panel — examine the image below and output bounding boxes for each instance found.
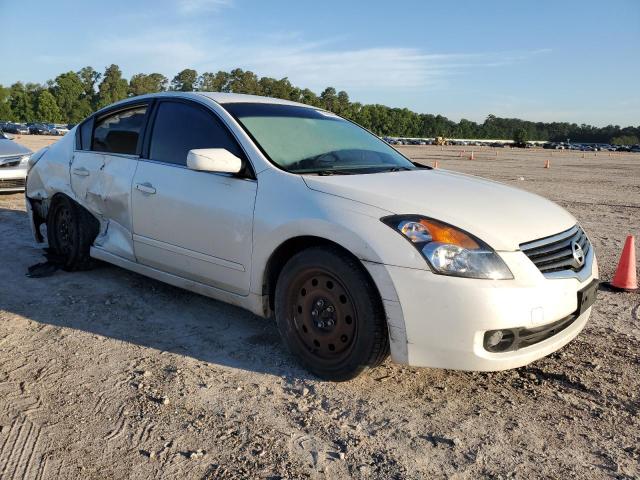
[25,92,598,372]
[303,169,576,251]
[131,160,257,295]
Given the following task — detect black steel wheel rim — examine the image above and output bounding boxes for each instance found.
[288,268,358,364]
[54,205,74,255]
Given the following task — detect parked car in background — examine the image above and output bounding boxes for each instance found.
[51,124,70,136]
[3,123,29,135]
[0,130,31,192]
[29,123,54,135]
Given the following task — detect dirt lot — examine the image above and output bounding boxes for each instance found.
[1,139,639,479]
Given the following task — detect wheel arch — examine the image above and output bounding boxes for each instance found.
[263,236,378,313]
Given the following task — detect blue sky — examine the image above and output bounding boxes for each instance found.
[2,0,639,126]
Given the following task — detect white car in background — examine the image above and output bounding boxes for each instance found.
[51,124,69,136]
[25,92,599,381]
[0,131,31,192]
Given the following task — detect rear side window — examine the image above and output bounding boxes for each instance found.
[92,106,147,155]
[149,101,243,166]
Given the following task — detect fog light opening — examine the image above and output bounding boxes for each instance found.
[484,329,516,352]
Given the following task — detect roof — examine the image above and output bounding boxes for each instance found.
[195,91,314,108]
[93,91,319,119]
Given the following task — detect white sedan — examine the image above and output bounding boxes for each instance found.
[25,92,598,380]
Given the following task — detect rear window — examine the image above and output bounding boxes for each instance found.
[92,106,147,155]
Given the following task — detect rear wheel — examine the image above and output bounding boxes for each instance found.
[47,196,99,271]
[275,246,389,381]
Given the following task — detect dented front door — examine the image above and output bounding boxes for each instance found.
[70,151,139,261]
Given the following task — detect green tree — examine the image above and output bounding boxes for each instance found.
[513,128,528,145]
[335,91,351,116]
[611,134,639,145]
[299,88,320,107]
[97,64,128,108]
[226,69,261,94]
[197,71,230,92]
[51,71,92,123]
[9,83,34,122]
[171,69,198,91]
[3,65,640,142]
[78,66,101,108]
[320,87,337,111]
[129,73,168,96]
[35,90,63,123]
[0,85,13,120]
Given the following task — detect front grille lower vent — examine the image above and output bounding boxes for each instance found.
[0,178,25,189]
[520,225,590,274]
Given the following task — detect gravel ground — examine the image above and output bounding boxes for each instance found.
[0,141,638,479]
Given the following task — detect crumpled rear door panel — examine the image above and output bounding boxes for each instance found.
[71,151,139,261]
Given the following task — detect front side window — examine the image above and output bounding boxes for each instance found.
[223,103,416,174]
[92,106,147,155]
[149,101,244,166]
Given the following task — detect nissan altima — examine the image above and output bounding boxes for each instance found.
[25,92,598,380]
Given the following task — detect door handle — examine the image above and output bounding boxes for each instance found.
[72,167,90,177]
[136,182,156,195]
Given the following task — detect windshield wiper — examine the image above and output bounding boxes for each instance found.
[376,166,414,172]
[314,170,353,176]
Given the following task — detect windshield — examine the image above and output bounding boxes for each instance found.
[223,103,417,174]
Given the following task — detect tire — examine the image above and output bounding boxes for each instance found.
[47,196,99,271]
[274,246,389,381]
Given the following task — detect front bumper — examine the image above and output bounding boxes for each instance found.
[385,249,598,371]
[0,166,27,192]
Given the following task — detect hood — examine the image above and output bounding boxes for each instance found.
[303,169,575,251]
[0,139,31,157]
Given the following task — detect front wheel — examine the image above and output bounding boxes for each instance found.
[47,196,99,271]
[275,246,389,381]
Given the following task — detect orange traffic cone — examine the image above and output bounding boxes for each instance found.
[544,159,550,169]
[608,235,637,291]
[433,160,439,168]
[469,151,475,160]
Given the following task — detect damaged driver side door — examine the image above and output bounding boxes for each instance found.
[71,104,150,261]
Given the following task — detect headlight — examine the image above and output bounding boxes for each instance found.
[382,215,513,280]
[20,154,30,165]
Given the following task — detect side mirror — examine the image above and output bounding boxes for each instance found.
[186,148,243,174]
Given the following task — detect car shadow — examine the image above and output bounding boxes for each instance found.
[0,206,313,380]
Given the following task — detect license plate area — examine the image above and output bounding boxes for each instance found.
[577,279,599,316]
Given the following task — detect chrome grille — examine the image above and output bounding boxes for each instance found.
[520,225,590,274]
[0,155,22,168]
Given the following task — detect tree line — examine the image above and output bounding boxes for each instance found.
[1,64,638,145]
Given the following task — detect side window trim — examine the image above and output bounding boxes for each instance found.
[143,98,255,179]
[75,116,94,151]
